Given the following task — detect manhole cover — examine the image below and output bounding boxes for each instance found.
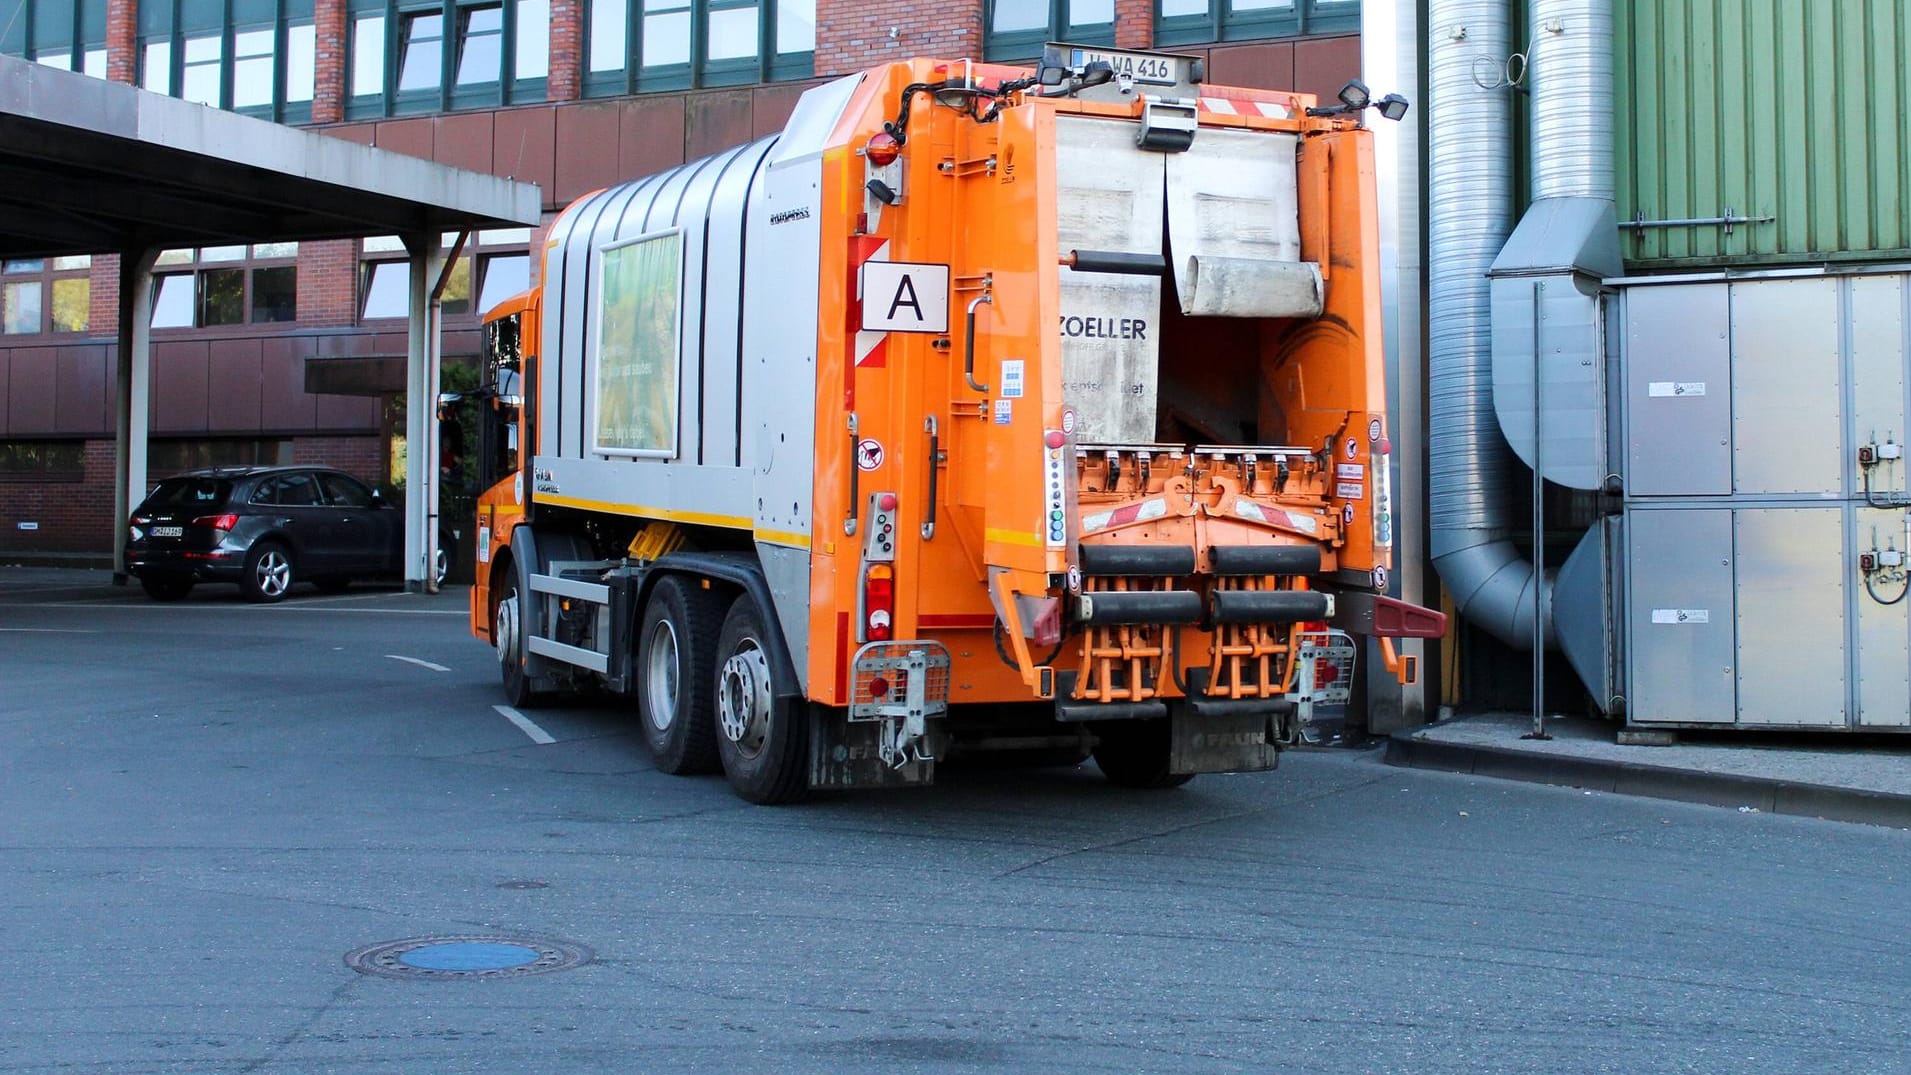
[344,935,592,981]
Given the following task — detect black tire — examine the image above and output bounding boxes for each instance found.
[313,576,352,594]
[495,578,535,708]
[713,595,808,804]
[1092,719,1195,789]
[241,541,294,603]
[636,575,725,775]
[139,576,194,602]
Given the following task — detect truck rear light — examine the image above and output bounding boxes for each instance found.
[864,563,895,641]
[192,513,238,534]
[864,131,900,166]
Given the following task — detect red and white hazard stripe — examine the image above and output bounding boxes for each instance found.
[848,237,891,369]
[1197,95,1293,120]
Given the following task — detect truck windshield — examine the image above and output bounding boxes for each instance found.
[478,313,523,487]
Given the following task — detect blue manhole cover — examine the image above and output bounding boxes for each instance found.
[345,935,591,981]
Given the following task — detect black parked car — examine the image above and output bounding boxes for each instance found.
[127,466,447,602]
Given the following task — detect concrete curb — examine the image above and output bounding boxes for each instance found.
[1384,734,1911,829]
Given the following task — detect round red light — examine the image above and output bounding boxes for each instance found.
[869,676,890,698]
[878,492,898,512]
[1377,438,1393,455]
[865,132,901,166]
[1045,431,1066,449]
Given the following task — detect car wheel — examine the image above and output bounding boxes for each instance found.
[242,542,294,603]
[495,581,535,708]
[435,538,452,587]
[636,575,724,775]
[139,576,194,602]
[314,576,352,594]
[1091,718,1195,789]
[713,595,808,805]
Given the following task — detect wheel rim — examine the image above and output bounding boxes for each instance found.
[718,636,773,758]
[435,547,449,586]
[644,619,680,732]
[496,589,519,670]
[256,550,290,597]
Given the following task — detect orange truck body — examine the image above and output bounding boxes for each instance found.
[467,48,1441,802]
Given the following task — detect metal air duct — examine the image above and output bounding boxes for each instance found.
[1427,0,1542,649]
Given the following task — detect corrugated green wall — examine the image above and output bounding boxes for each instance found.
[1614,0,1911,267]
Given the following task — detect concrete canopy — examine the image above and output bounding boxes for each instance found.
[0,54,542,594]
[0,55,540,258]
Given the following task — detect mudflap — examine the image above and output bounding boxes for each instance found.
[807,709,942,790]
[1168,706,1281,775]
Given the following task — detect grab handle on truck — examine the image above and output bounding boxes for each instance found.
[963,286,992,393]
[845,411,861,536]
[922,415,940,540]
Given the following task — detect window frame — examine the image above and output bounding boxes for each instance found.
[1154,0,1360,49]
[983,0,1115,62]
[3,0,109,78]
[136,0,317,123]
[0,440,88,480]
[358,230,532,324]
[582,0,814,99]
[1,256,93,337]
[348,0,544,119]
[148,245,301,331]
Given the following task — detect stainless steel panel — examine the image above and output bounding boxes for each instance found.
[744,136,822,541]
[1730,278,1842,496]
[1848,275,1908,502]
[1055,115,1163,445]
[1626,508,1737,723]
[1623,284,1731,496]
[1854,504,1910,727]
[1734,507,1846,726]
[1491,271,1606,491]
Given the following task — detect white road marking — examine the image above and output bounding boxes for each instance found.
[494,705,556,745]
[386,654,451,673]
[0,627,99,633]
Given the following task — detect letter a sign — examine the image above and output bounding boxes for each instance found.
[860,261,950,334]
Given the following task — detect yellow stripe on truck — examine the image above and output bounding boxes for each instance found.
[537,493,812,550]
[985,527,1043,548]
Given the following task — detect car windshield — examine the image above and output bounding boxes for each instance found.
[142,477,232,510]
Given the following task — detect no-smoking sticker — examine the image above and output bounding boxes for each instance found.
[856,438,885,472]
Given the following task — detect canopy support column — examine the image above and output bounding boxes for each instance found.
[112,247,157,584]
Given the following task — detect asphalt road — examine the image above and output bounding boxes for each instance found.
[2,570,1908,1074]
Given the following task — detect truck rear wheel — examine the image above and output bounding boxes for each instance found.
[636,575,724,775]
[713,595,808,804]
[1092,718,1194,789]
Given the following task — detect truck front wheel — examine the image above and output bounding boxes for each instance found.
[636,575,724,775]
[495,580,534,708]
[713,595,808,804]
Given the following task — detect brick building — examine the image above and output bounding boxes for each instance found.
[0,0,1362,561]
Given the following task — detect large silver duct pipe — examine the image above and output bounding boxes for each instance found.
[1427,0,1542,649]
[1530,0,1615,202]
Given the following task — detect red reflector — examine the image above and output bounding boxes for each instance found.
[192,513,238,531]
[865,131,901,166]
[869,676,890,698]
[1315,660,1338,685]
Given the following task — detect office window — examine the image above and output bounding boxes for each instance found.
[0,441,87,476]
[137,1,318,121]
[352,0,542,116]
[585,0,814,96]
[1155,0,1359,47]
[1,0,109,80]
[150,246,299,329]
[985,0,1114,61]
[149,438,292,475]
[0,256,91,336]
[360,231,529,322]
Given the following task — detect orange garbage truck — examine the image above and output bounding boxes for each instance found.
[466,46,1443,803]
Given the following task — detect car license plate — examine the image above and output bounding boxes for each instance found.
[150,525,183,538]
[1069,47,1182,87]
